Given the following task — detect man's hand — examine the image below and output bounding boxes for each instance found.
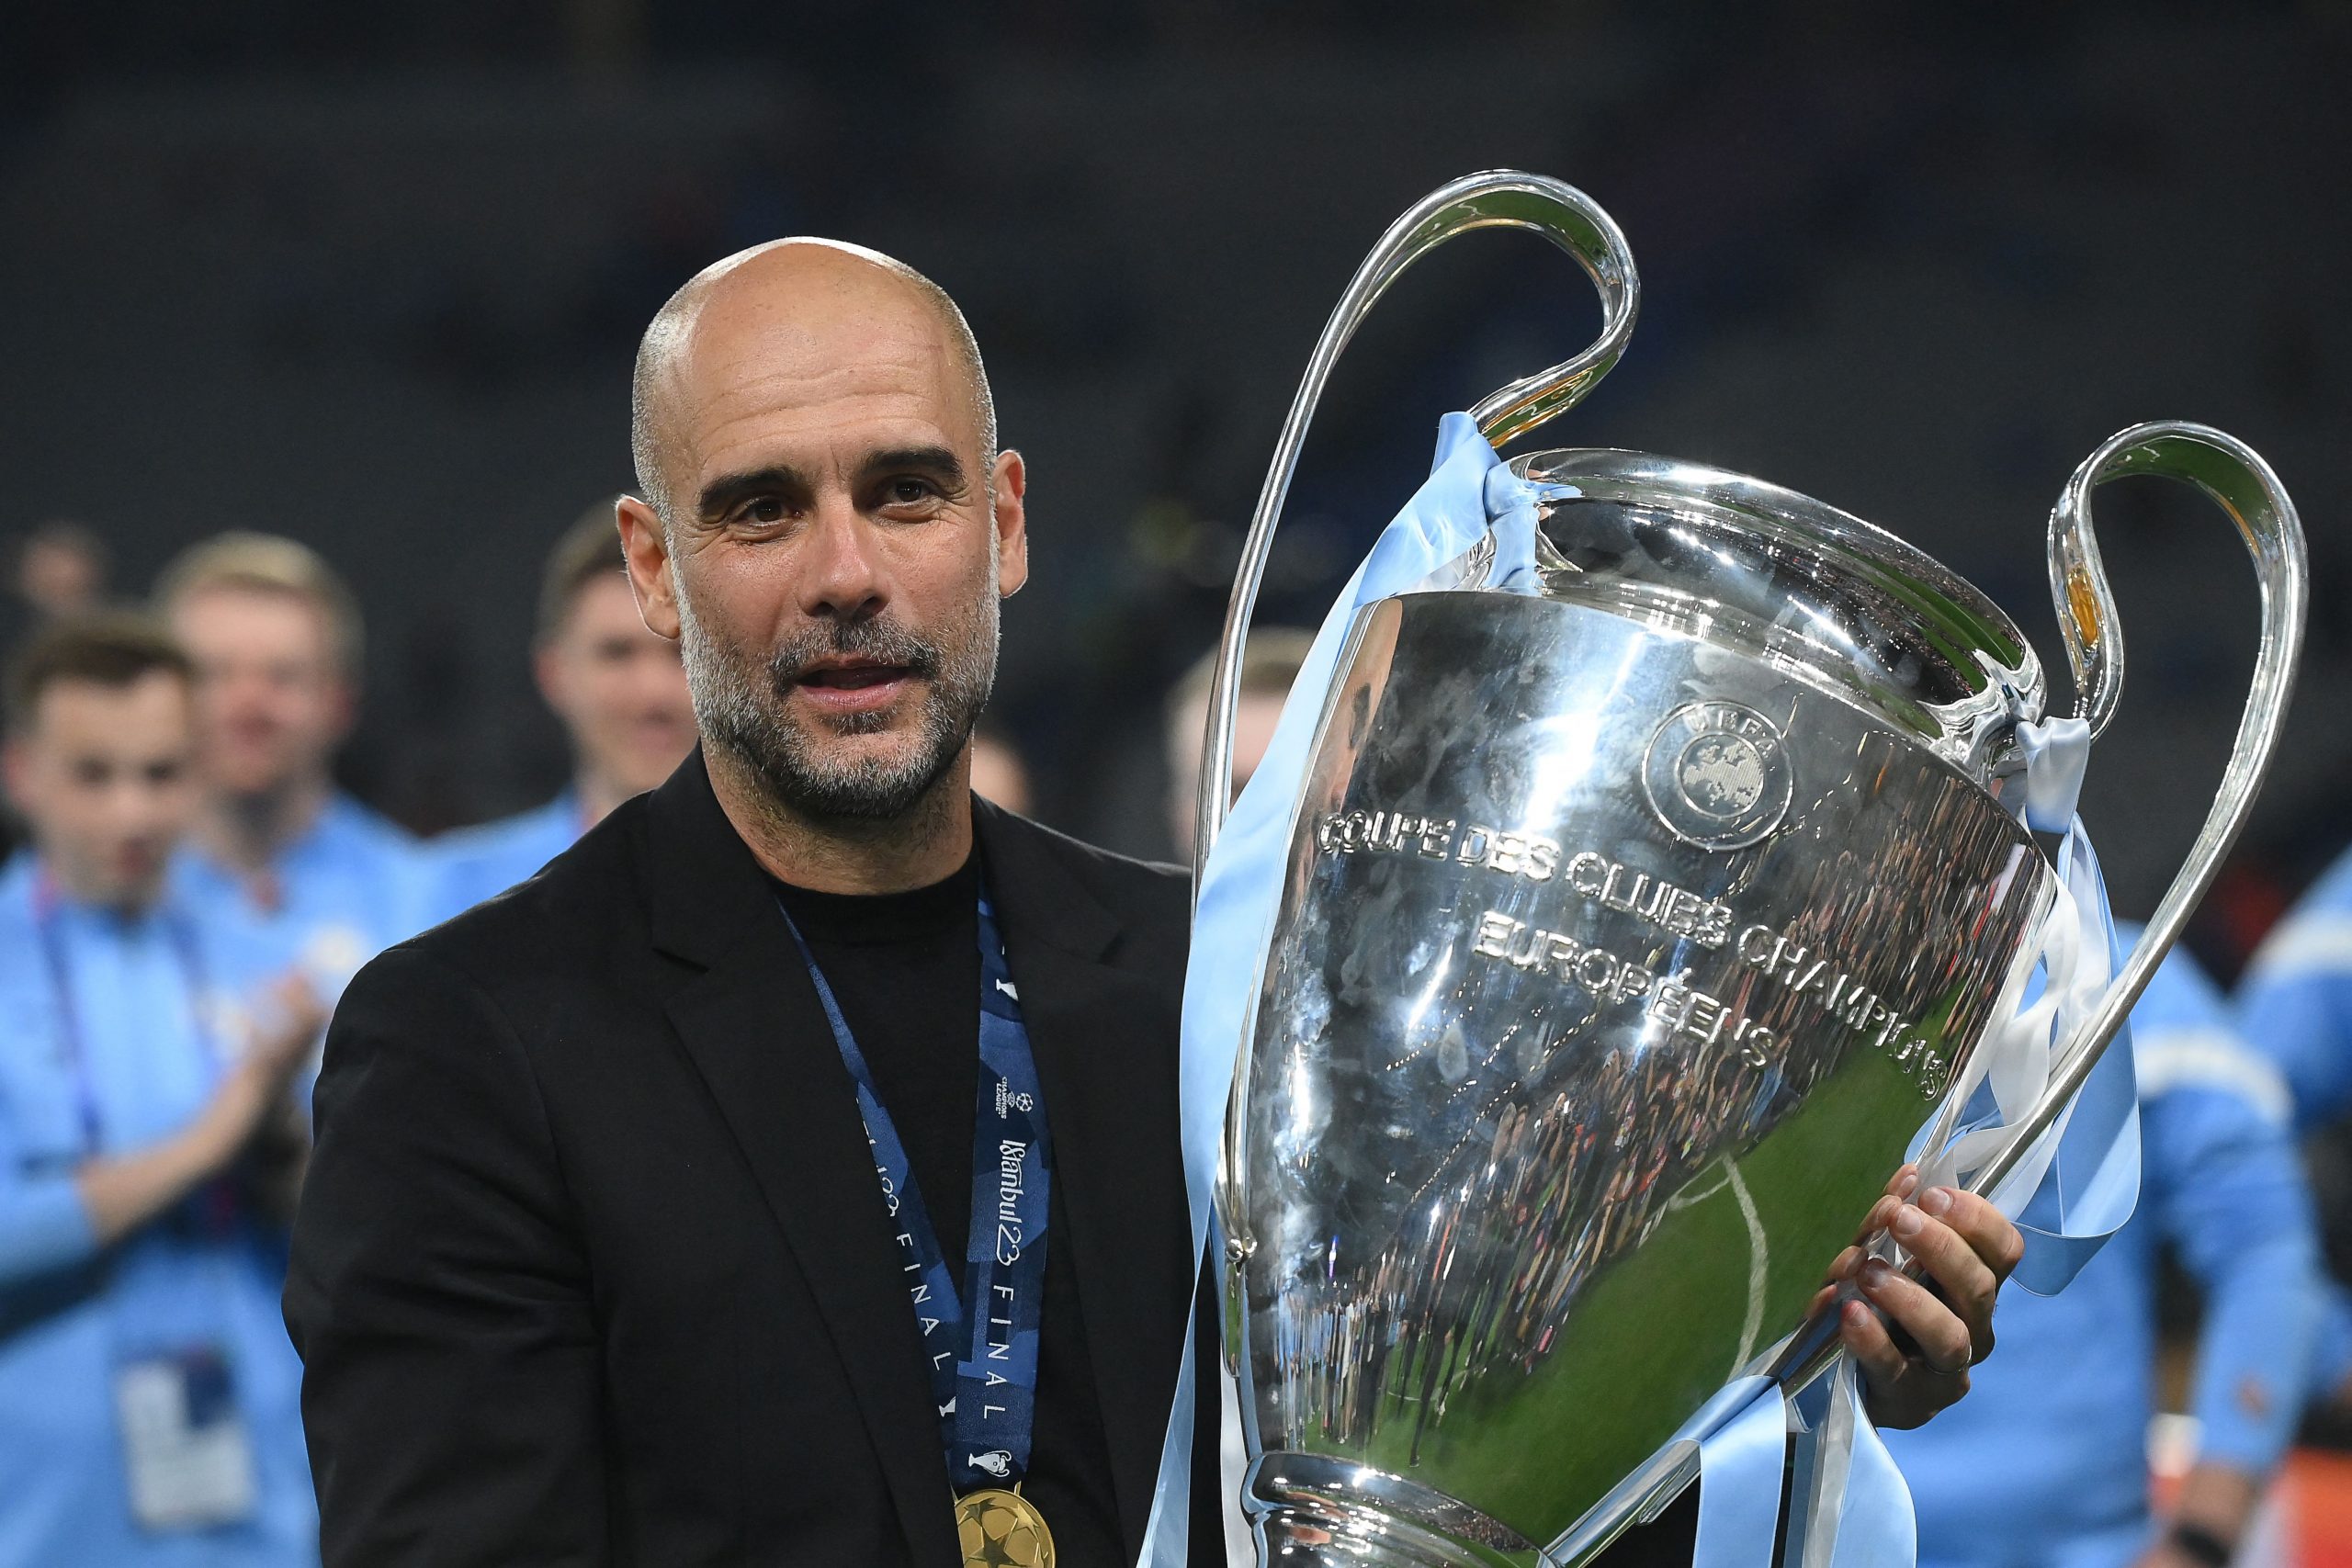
[233,973,329,1224]
[77,974,328,1246]
[1816,1164,2025,1429]
[202,973,328,1157]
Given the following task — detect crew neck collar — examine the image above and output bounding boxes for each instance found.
[768,846,981,947]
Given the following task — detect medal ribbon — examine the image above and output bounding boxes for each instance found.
[781,885,1055,1494]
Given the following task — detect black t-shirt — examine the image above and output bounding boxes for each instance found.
[773,852,1125,1564]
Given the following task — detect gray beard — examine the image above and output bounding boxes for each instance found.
[675,576,998,825]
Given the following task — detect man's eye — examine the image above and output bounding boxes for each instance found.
[742,498,789,525]
[886,478,937,506]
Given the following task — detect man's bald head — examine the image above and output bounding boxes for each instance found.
[628,239,996,526]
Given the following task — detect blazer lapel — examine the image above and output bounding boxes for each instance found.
[641,756,960,1567]
[976,804,1194,1562]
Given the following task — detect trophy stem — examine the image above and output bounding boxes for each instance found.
[1252,1509,1504,1568]
[1242,1453,1546,1568]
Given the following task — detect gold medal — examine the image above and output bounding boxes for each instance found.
[956,1486,1055,1568]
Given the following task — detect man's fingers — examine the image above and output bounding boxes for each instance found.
[1831,1171,2019,1427]
[1917,1185,2025,1281]
[1855,1258,1976,1373]
[1847,1166,1923,1248]
[1844,1292,1970,1431]
[1887,1203,1998,1360]
[1838,1297,1913,1393]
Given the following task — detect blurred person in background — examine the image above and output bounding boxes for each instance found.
[11,522,108,633]
[0,522,114,863]
[2240,844,2352,1129]
[423,497,695,920]
[0,615,324,1564]
[1162,626,1315,859]
[156,534,427,999]
[1886,933,2323,1568]
[967,718,1032,815]
[2237,850,2352,1414]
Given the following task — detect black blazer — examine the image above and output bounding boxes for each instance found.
[286,752,1219,1565]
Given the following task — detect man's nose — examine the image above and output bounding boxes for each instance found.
[106,781,160,832]
[797,495,888,623]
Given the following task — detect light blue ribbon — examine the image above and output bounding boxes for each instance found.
[1690,1378,1785,1566]
[1830,1389,1917,1568]
[1924,709,2139,1295]
[2014,716,2092,836]
[1987,823,2143,1298]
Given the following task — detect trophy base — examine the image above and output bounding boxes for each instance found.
[1241,1452,1544,1568]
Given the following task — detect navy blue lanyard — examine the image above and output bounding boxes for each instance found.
[779,884,1056,1494]
[33,875,217,1158]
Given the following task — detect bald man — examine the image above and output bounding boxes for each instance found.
[284,240,1216,1567]
[283,241,2018,1567]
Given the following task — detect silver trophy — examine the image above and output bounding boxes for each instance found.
[1193,172,2307,1567]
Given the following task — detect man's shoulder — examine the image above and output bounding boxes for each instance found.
[0,855,38,969]
[431,796,572,858]
[0,852,32,924]
[424,797,578,891]
[319,793,424,856]
[2245,848,2352,998]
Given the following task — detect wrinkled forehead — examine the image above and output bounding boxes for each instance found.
[662,278,985,486]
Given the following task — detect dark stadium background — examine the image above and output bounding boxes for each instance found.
[2,3,2344,956]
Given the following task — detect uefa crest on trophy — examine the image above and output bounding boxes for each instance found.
[1189,172,2307,1566]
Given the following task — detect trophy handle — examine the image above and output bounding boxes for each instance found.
[1192,172,1639,1269]
[1769,423,2310,1447]
[1970,421,2308,1195]
[1191,170,1639,881]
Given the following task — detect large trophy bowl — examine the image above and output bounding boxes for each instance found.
[1194,173,2307,1568]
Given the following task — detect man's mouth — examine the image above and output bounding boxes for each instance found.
[792,658,917,713]
[798,660,909,690]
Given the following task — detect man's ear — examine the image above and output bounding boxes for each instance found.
[616,495,682,641]
[991,449,1029,599]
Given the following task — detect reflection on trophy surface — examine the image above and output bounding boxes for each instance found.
[1205,173,2306,1568]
